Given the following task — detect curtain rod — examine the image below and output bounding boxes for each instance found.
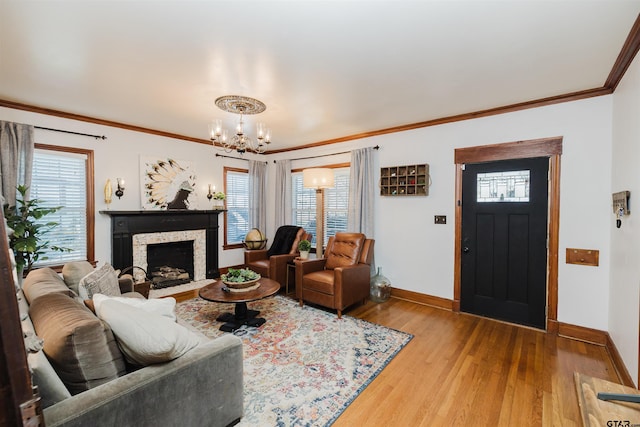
[34,126,107,140]
[215,153,268,164]
[273,145,379,163]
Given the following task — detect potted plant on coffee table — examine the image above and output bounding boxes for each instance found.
[298,239,311,259]
[3,185,70,279]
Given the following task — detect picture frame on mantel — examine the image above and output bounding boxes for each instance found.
[140,157,198,210]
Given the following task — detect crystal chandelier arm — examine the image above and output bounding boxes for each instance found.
[209,95,271,154]
[236,112,245,136]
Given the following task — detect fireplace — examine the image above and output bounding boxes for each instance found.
[132,229,206,286]
[101,210,223,281]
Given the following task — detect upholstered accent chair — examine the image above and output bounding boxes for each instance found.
[295,232,374,318]
[244,225,312,288]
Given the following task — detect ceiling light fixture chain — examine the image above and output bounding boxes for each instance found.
[209,95,271,154]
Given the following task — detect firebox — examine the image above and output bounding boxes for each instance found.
[147,241,194,288]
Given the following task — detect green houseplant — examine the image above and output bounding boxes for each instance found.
[3,185,69,277]
[298,239,311,259]
[212,191,225,209]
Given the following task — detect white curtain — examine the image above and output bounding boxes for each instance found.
[348,147,375,238]
[249,160,267,233]
[274,160,292,228]
[0,121,34,206]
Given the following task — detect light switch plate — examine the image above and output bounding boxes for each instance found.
[434,215,446,224]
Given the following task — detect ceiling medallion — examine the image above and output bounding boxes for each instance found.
[215,95,266,115]
[209,95,271,154]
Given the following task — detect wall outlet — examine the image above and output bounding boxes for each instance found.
[434,215,446,224]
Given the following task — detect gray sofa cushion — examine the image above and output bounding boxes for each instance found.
[22,268,75,304]
[29,292,126,395]
[62,261,94,295]
[43,334,244,427]
[21,307,72,408]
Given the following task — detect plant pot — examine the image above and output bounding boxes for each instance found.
[299,250,309,260]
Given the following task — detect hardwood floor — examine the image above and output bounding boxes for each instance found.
[332,297,619,427]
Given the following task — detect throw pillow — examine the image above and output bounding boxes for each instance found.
[96,299,200,367]
[29,292,127,395]
[78,263,121,300]
[92,293,177,322]
[62,261,94,295]
[22,268,75,304]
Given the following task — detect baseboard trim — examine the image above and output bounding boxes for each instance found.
[390,287,453,310]
[554,322,635,388]
[605,333,636,388]
[557,322,608,346]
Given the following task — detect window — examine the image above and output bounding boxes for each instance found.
[224,167,249,247]
[31,144,94,267]
[477,170,530,202]
[292,167,349,248]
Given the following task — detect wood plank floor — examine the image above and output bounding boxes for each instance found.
[330,297,620,427]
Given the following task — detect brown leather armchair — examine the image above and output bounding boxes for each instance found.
[295,232,374,318]
[244,225,312,288]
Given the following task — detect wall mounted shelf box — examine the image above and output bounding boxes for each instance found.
[380,164,429,196]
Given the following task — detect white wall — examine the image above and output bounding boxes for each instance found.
[610,52,640,385]
[1,94,614,333]
[0,106,256,269]
[271,96,614,331]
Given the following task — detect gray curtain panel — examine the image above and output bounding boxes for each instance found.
[348,147,375,238]
[0,121,34,206]
[249,160,267,233]
[274,160,292,228]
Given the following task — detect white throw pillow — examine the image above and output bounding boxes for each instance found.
[93,293,177,322]
[95,299,200,366]
[78,263,121,300]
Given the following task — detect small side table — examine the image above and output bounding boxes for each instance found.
[285,261,297,295]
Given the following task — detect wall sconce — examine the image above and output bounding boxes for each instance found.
[207,184,215,201]
[104,179,113,207]
[303,168,335,258]
[115,178,125,199]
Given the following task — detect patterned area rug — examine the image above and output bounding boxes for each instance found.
[176,295,412,426]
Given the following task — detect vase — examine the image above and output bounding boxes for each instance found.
[299,250,309,259]
[370,267,391,303]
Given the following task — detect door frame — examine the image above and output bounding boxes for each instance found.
[453,136,563,332]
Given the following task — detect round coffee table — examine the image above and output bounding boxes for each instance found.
[198,277,280,332]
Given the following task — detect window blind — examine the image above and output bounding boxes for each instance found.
[324,169,349,242]
[292,174,316,244]
[226,170,250,244]
[30,149,87,266]
[292,168,349,246]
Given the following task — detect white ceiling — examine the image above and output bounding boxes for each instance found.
[1,1,639,151]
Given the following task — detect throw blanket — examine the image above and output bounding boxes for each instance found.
[267,225,301,257]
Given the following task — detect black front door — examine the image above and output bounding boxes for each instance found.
[461,157,549,329]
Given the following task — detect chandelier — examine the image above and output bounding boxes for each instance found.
[209,95,271,154]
